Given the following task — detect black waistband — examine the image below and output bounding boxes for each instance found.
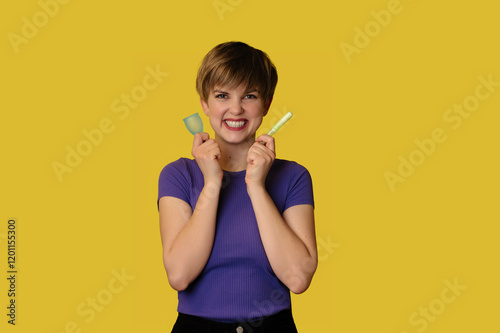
[174,309,296,332]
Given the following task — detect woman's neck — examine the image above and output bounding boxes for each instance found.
[216,136,254,172]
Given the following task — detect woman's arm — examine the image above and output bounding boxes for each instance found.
[245,135,317,294]
[159,132,223,291]
[159,180,221,291]
[247,187,317,294]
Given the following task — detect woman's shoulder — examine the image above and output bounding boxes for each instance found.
[270,158,311,179]
[159,157,200,180]
[163,157,197,169]
[267,159,314,209]
[272,158,310,171]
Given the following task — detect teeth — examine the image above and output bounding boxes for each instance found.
[225,120,245,128]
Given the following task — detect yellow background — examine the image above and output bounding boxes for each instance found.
[1,0,499,332]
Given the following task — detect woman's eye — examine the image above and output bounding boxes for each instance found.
[215,94,227,98]
[245,94,257,99]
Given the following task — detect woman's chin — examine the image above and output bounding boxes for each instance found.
[218,133,255,145]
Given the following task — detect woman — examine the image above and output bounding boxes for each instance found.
[158,41,317,333]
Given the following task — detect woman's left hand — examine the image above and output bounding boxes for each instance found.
[245,134,276,189]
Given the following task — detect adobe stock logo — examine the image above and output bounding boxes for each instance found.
[7,0,72,54]
[317,234,340,262]
[51,65,168,182]
[236,234,340,332]
[399,277,466,333]
[213,0,244,21]
[50,268,135,333]
[385,74,499,192]
[260,105,292,138]
[339,0,416,64]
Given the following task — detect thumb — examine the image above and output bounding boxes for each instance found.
[193,132,209,149]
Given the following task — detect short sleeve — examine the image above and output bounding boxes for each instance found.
[157,159,191,209]
[284,164,314,211]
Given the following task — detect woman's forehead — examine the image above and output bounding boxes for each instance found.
[212,84,260,93]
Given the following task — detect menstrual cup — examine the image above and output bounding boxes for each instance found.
[183,113,203,135]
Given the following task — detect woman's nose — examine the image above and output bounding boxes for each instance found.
[229,101,243,115]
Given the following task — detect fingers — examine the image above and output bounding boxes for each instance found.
[246,136,275,187]
[207,140,221,160]
[247,136,275,165]
[197,140,221,160]
[192,133,221,161]
[192,132,209,150]
[255,134,276,156]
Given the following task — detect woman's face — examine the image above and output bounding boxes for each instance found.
[201,84,268,145]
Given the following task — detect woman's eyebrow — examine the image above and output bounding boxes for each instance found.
[212,89,259,94]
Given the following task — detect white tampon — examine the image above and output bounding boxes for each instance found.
[267,112,293,136]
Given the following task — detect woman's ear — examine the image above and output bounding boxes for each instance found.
[200,97,209,116]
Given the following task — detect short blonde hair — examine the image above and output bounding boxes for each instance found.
[196,41,278,107]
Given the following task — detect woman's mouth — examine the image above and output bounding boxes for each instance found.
[223,119,248,131]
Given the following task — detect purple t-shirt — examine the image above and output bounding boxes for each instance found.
[157,157,314,322]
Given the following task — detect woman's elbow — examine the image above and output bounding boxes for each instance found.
[286,260,317,294]
[289,277,312,294]
[163,259,190,291]
[167,273,189,292]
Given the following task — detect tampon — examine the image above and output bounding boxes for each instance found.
[267,111,293,136]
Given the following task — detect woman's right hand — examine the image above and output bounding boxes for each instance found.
[192,132,223,185]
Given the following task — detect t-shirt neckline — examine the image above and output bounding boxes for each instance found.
[223,169,246,178]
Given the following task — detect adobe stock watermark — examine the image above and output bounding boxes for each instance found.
[237,288,289,332]
[317,234,341,262]
[236,234,340,332]
[260,105,292,138]
[50,268,134,333]
[213,0,244,21]
[340,0,415,64]
[7,0,72,54]
[385,74,499,192]
[186,172,231,219]
[399,277,466,333]
[281,233,340,293]
[51,64,168,182]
